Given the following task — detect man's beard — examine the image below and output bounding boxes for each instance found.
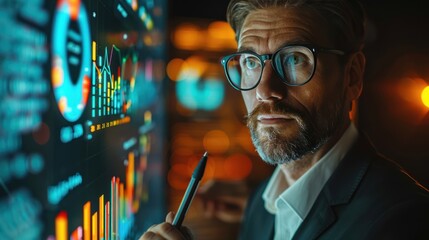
[246,98,345,165]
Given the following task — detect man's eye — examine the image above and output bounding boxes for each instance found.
[242,57,260,70]
[284,53,306,65]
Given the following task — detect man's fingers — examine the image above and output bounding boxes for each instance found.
[180,226,194,240]
[139,212,192,240]
[139,222,185,240]
[139,229,165,240]
[166,211,175,223]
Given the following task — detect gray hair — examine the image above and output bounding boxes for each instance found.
[226,0,366,52]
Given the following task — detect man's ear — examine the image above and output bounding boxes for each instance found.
[346,51,366,101]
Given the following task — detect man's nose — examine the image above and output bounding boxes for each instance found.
[255,61,286,102]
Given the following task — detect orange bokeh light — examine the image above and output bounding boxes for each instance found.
[203,130,230,154]
[172,21,237,51]
[223,154,252,180]
[166,58,184,81]
[171,23,202,51]
[421,86,429,108]
[168,163,191,190]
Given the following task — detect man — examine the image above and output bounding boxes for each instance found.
[140,0,429,239]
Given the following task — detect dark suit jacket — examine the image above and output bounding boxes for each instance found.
[239,136,429,240]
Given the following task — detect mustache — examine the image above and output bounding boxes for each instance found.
[245,102,305,124]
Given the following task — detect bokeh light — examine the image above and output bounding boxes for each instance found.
[203,130,230,154]
[171,23,202,51]
[223,154,252,180]
[32,122,50,145]
[421,86,429,108]
[167,163,190,190]
[166,58,184,81]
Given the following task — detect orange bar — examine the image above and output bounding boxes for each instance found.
[55,211,68,240]
[126,152,135,215]
[70,226,82,240]
[83,201,91,240]
[111,177,116,239]
[92,212,98,240]
[132,0,138,11]
[69,0,80,21]
[114,177,120,238]
[99,195,104,239]
[120,183,124,221]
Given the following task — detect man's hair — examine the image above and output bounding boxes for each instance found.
[226,0,366,52]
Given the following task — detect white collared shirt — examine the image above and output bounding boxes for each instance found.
[262,123,359,240]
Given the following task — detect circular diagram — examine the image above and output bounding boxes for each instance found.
[51,0,91,122]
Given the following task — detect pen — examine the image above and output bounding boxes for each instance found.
[172,151,208,228]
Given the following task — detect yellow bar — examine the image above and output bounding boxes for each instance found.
[83,201,91,240]
[55,211,68,240]
[92,41,96,61]
[107,82,111,98]
[92,212,98,240]
[99,195,104,239]
[144,111,152,124]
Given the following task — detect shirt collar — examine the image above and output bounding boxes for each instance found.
[262,123,359,217]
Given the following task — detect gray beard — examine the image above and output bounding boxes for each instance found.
[248,122,326,165]
[246,100,345,165]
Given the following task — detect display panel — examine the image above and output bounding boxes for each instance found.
[0,0,168,239]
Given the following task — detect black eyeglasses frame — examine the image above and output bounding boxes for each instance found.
[220,44,345,91]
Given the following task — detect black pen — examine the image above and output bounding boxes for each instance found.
[172,151,208,228]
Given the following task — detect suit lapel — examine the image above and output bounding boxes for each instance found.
[292,194,336,240]
[292,136,373,240]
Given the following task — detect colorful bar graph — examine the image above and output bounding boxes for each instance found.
[52,151,140,239]
[91,43,134,119]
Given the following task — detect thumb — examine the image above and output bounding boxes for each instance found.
[166,211,176,223]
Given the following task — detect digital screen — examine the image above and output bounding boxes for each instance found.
[0,0,168,239]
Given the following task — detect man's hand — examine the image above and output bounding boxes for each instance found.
[197,180,249,223]
[139,212,193,240]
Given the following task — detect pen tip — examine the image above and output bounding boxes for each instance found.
[203,151,208,157]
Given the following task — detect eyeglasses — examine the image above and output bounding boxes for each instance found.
[220,44,345,91]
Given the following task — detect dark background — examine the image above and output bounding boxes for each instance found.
[166,1,429,239]
[168,0,429,187]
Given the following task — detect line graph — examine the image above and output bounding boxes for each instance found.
[91,42,137,118]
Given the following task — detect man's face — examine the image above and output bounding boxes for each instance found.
[238,7,351,165]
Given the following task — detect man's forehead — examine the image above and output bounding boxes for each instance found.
[237,7,332,52]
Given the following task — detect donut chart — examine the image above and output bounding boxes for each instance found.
[51,0,91,122]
